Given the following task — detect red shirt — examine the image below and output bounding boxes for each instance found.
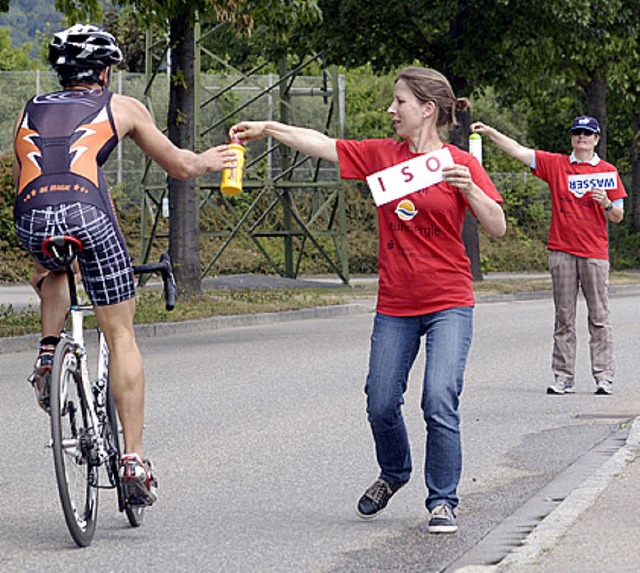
[337,138,503,316]
[532,151,627,259]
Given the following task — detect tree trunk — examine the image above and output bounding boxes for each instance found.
[451,108,483,281]
[447,4,483,283]
[168,13,202,297]
[584,73,607,160]
[632,114,640,233]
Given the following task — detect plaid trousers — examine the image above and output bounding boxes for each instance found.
[548,250,614,383]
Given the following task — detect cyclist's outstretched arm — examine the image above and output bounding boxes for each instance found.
[111,94,236,179]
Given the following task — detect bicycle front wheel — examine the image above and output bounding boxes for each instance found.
[50,339,99,547]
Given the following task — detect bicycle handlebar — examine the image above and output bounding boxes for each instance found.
[133,253,177,311]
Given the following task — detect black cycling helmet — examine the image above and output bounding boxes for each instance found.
[48,24,123,86]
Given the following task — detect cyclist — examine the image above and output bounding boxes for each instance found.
[13,24,236,505]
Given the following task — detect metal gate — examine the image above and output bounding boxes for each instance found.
[139,25,349,283]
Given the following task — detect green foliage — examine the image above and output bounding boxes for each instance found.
[0,154,17,246]
[126,0,322,62]
[103,7,147,73]
[493,175,551,233]
[55,0,102,23]
[0,152,32,282]
[343,64,395,140]
[0,303,40,337]
[0,0,63,51]
[608,211,640,269]
[0,27,38,70]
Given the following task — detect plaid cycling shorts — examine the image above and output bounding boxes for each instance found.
[15,202,135,306]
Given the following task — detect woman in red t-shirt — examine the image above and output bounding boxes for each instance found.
[472,117,626,397]
[231,67,505,533]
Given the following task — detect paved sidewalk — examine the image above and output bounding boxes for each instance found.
[455,417,640,573]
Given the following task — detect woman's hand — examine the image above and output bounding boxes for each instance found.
[589,187,609,208]
[229,121,268,142]
[443,164,474,195]
[470,121,490,135]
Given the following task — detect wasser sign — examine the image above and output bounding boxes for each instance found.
[567,172,617,198]
[367,148,454,206]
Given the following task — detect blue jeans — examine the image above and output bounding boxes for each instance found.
[365,307,473,510]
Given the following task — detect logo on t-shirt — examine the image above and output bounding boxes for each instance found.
[394,199,418,221]
[567,172,617,198]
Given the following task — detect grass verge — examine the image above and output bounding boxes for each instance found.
[1,271,638,338]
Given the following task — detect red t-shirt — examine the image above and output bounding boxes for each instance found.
[336,138,503,316]
[532,151,627,259]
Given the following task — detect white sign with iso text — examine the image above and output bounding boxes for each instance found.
[366,147,454,206]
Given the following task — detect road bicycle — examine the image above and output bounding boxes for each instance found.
[42,235,176,547]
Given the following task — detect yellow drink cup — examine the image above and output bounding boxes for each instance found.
[221,139,246,196]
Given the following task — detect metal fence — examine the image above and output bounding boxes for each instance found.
[1,69,344,199]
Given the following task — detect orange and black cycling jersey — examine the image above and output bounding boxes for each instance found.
[13,89,119,221]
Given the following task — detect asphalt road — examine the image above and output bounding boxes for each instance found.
[1,290,640,572]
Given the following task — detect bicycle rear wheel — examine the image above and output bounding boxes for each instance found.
[50,339,99,547]
[105,385,145,527]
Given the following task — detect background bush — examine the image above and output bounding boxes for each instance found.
[1,67,636,282]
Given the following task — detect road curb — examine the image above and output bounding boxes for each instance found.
[497,416,640,570]
[452,416,640,573]
[3,283,639,355]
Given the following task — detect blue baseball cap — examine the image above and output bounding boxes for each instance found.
[569,116,600,134]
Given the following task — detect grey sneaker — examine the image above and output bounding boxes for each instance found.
[356,478,405,520]
[546,380,575,395]
[595,380,613,395]
[428,503,458,534]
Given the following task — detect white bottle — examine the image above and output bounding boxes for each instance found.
[162,196,169,218]
[469,132,483,165]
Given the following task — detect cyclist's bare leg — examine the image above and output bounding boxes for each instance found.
[30,262,49,297]
[38,269,69,338]
[95,298,145,458]
[29,268,68,411]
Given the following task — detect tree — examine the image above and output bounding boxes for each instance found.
[0,27,37,70]
[306,0,640,272]
[55,0,321,296]
[306,0,523,279]
[492,0,640,160]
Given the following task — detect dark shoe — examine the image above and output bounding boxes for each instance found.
[28,344,56,413]
[356,478,405,520]
[119,453,159,506]
[595,379,613,395]
[546,380,575,395]
[428,503,458,533]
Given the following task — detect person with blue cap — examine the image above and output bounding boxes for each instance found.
[471,116,626,396]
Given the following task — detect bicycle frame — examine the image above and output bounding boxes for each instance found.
[63,302,112,467]
[43,234,176,545]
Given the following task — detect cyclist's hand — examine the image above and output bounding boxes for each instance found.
[201,145,237,173]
